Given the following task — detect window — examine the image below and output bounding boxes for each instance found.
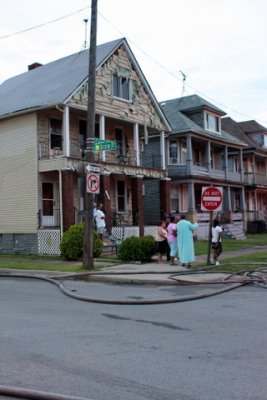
[117,180,126,212]
[112,74,130,100]
[50,118,62,149]
[169,141,178,164]
[205,113,220,133]
[168,139,187,164]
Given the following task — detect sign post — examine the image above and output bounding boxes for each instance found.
[201,186,223,265]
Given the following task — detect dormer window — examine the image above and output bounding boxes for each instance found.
[205,112,221,133]
[112,73,130,100]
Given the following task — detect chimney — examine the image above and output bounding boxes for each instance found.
[28,62,43,71]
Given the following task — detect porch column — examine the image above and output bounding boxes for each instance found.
[160,131,166,170]
[62,171,75,231]
[99,114,106,162]
[205,141,211,173]
[224,146,228,180]
[239,148,243,181]
[63,105,70,157]
[134,123,140,166]
[99,173,111,234]
[186,134,193,175]
[131,177,144,236]
[188,181,195,212]
[160,178,171,217]
[240,186,246,211]
[227,187,232,211]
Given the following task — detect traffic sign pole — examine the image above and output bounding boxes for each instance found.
[201,186,223,265]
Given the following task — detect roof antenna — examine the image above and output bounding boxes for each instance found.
[83,18,88,49]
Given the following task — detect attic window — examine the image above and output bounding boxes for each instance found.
[205,112,221,133]
[112,73,130,100]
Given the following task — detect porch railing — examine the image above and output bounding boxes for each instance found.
[38,209,60,228]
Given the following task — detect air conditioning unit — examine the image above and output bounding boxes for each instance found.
[170,157,178,164]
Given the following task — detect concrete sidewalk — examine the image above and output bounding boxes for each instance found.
[0,245,266,285]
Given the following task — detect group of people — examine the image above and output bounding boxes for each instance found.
[155,215,223,267]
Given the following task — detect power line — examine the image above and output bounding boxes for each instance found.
[98,11,267,125]
[0,5,266,124]
[0,6,89,40]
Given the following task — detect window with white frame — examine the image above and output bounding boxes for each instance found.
[168,139,187,164]
[205,112,220,133]
[112,74,130,100]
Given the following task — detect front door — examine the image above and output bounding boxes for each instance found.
[42,182,58,227]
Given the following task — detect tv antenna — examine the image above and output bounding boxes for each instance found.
[83,18,88,49]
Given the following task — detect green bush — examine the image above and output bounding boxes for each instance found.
[118,235,155,262]
[60,223,103,260]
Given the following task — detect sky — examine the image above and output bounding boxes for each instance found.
[1,0,267,124]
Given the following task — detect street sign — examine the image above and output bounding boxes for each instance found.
[201,186,223,211]
[86,173,100,194]
[85,164,101,174]
[93,139,117,152]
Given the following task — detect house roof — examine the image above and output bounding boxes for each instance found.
[237,120,267,134]
[160,95,246,147]
[0,38,171,130]
[0,38,124,118]
[161,94,226,116]
[221,117,256,148]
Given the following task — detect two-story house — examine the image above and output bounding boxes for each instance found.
[222,118,267,233]
[143,94,247,239]
[0,38,171,255]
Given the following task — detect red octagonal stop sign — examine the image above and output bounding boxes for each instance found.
[201,186,223,211]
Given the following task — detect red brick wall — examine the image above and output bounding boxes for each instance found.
[62,172,75,231]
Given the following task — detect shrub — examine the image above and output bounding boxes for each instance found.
[60,223,103,260]
[118,235,155,262]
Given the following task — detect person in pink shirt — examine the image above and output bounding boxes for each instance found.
[167,216,178,265]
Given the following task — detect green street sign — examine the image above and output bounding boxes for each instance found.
[93,139,117,152]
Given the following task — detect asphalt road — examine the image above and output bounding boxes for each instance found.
[0,277,266,400]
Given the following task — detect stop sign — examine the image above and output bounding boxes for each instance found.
[201,186,223,211]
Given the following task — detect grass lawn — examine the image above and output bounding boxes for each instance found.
[0,233,266,273]
[194,233,267,256]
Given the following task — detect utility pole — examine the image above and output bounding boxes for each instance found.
[83,0,98,269]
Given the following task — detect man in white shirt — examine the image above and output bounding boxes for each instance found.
[94,203,106,241]
[211,218,223,266]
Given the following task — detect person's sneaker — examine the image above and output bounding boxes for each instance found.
[215,261,220,266]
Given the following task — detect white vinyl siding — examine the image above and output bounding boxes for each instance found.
[0,113,38,233]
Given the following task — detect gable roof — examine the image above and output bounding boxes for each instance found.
[0,38,123,118]
[160,96,246,147]
[0,38,171,129]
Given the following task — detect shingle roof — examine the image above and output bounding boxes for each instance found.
[161,94,226,115]
[160,96,246,146]
[0,38,123,118]
[222,117,256,148]
[238,120,267,133]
